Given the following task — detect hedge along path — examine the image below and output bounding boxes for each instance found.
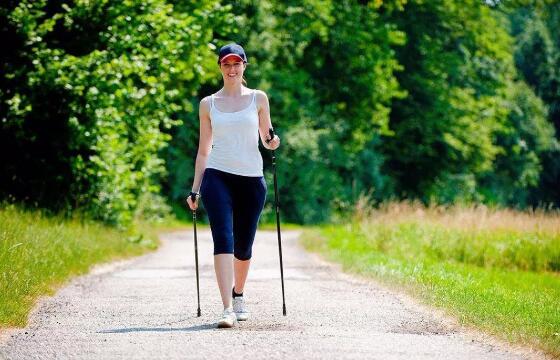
[0,230,543,359]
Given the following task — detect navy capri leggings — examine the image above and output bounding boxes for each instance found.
[200,167,267,260]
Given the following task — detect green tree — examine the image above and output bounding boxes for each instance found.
[507,2,560,206]
[1,0,233,225]
[382,0,523,204]
[480,81,556,206]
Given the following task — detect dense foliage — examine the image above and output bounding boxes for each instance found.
[1,0,233,225]
[506,1,560,207]
[2,0,558,225]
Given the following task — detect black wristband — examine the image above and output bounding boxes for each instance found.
[266,128,275,144]
[189,191,199,201]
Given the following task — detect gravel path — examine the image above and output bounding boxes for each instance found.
[0,230,543,359]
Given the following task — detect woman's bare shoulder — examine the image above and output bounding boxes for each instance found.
[200,95,213,104]
[253,89,268,97]
[199,96,211,113]
[253,89,269,105]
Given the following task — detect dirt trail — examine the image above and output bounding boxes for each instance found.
[0,230,543,359]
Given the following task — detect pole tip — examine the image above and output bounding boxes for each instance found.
[283,305,287,316]
[197,309,201,317]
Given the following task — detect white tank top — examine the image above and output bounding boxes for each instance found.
[206,90,264,177]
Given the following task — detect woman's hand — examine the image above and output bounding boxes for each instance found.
[186,193,199,211]
[267,135,281,150]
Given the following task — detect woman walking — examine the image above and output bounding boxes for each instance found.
[186,43,280,328]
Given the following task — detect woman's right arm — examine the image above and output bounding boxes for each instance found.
[186,97,212,210]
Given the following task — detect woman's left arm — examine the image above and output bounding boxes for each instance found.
[257,90,280,150]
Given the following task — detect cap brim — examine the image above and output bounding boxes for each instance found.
[220,54,244,63]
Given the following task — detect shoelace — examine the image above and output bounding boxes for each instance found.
[233,298,247,313]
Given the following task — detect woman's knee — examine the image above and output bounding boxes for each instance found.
[233,248,252,261]
[214,246,234,256]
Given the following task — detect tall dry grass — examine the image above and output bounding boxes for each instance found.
[350,200,560,272]
[354,200,560,233]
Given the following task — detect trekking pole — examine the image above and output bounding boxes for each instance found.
[191,193,202,317]
[267,128,287,316]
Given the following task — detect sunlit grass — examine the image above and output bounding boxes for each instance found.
[0,205,160,328]
[258,222,304,231]
[301,202,560,357]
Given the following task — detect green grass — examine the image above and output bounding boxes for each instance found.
[301,204,560,357]
[258,222,304,231]
[0,205,164,328]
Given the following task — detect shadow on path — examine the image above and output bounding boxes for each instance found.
[97,324,215,334]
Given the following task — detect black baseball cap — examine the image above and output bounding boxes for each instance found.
[217,43,247,64]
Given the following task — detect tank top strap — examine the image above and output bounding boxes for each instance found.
[251,90,257,109]
[210,94,216,110]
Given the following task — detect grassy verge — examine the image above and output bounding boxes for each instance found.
[258,222,304,231]
[0,205,170,328]
[301,203,560,357]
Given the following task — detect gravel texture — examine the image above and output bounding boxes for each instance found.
[0,230,545,359]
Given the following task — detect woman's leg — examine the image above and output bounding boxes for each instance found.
[232,176,267,292]
[200,169,235,310]
[214,254,234,309]
[233,258,251,294]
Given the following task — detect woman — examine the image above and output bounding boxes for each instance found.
[186,43,280,328]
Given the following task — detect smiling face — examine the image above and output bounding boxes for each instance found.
[219,56,246,83]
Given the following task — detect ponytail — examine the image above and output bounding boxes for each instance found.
[242,62,248,86]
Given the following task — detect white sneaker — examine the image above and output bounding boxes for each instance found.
[233,296,249,321]
[217,308,237,328]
